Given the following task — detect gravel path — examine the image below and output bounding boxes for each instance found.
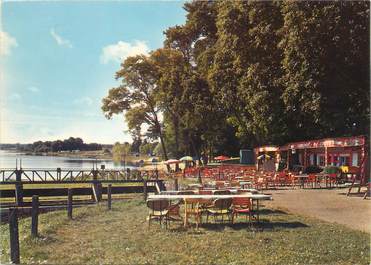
[265,187,371,233]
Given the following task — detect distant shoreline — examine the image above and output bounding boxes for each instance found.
[0,149,150,167]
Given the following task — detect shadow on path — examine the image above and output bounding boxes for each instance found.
[337,192,366,198]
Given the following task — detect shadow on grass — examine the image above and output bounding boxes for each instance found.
[258,209,288,215]
[255,220,309,230]
[167,219,309,233]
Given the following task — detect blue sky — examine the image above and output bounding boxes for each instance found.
[0,1,186,144]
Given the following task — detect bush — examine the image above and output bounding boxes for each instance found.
[322,166,341,174]
[303,165,323,174]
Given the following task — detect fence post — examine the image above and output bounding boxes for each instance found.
[174,178,179,191]
[143,180,148,201]
[92,181,102,202]
[31,195,39,237]
[9,208,20,264]
[67,189,73,219]
[107,184,112,210]
[15,182,23,206]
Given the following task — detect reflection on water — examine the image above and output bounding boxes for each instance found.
[0,150,135,169]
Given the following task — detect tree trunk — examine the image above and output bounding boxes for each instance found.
[174,118,180,172]
[157,125,170,172]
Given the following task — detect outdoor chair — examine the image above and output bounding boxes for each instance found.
[255,177,268,190]
[215,181,225,189]
[327,173,339,187]
[177,190,195,204]
[230,180,240,187]
[274,172,287,187]
[206,198,233,224]
[177,190,195,195]
[184,198,209,228]
[213,190,231,195]
[232,197,253,224]
[199,189,213,195]
[307,174,318,188]
[147,199,181,229]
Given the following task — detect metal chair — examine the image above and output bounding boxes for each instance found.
[147,199,181,229]
[232,197,253,225]
[206,198,233,224]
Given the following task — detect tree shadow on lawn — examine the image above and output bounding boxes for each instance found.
[258,209,287,215]
[167,219,309,233]
[253,219,309,231]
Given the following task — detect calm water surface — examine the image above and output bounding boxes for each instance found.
[0,150,134,170]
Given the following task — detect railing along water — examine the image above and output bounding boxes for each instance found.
[0,168,134,183]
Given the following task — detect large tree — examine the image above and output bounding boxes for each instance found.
[280,1,370,140]
[102,55,169,161]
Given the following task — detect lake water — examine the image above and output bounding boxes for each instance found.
[0,150,134,170]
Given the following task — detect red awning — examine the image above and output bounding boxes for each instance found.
[214,155,229,161]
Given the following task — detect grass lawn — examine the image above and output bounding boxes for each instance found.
[0,195,369,265]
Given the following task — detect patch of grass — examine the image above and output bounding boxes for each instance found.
[0,196,369,264]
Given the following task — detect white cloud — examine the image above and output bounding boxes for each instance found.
[27,86,40,93]
[50,28,73,48]
[100,40,149,64]
[0,30,18,56]
[9,93,21,101]
[74,97,93,105]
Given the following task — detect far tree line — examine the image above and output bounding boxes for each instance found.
[102,1,370,161]
[18,137,103,153]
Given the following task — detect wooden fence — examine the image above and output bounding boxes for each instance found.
[0,168,145,182]
[0,179,165,207]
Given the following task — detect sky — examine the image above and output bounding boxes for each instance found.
[0,0,186,144]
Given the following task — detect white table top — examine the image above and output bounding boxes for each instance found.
[148,193,272,200]
[160,188,259,195]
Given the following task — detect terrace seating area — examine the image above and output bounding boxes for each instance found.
[182,164,346,190]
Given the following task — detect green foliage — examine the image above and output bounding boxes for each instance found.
[112,142,131,161]
[103,1,369,159]
[29,137,102,153]
[139,141,158,156]
[280,1,370,140]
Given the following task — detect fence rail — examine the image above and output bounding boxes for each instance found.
[0,168,165,207]
[0,168,141,182]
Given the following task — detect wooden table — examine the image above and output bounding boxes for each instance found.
[148,194,272,226]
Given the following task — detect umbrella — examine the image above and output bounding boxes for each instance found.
[257,154,271,160]
[164,159,180,165]
[180,156,193,162]
[214,155,229,161]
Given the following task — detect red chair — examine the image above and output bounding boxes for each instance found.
[327,173,338,187]
[274,172,287,187]
[199,190,212,195]
[232,197,253,224]
[307,174,317,188]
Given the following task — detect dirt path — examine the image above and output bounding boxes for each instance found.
[265,188,371,233]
